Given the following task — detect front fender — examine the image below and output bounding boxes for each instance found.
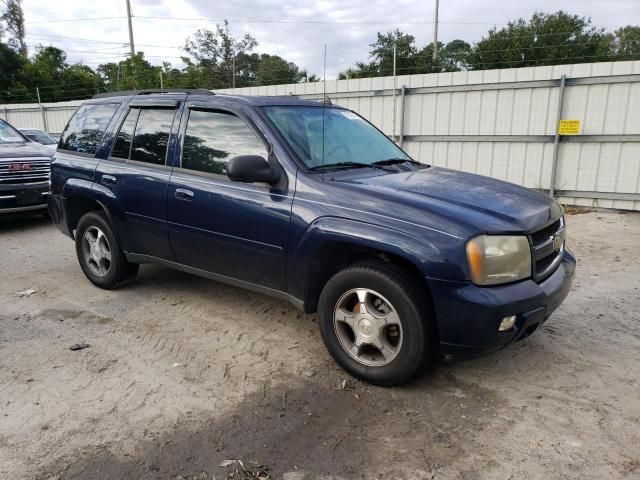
[287,216,466,301]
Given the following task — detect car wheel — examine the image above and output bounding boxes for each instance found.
[318,261,434,387]
[75,211,139,289]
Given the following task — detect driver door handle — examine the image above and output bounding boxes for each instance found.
[101,174,117,186]
[175,188,194,201]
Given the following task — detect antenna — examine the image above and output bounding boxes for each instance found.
[322,44,327,179]
[323,44,327,102]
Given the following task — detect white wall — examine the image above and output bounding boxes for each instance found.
[2,60,639,210]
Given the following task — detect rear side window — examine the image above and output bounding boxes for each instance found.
[59,103,119,155]
[131,109,175,165]
[111,107,175,166]
[182,109,266,175]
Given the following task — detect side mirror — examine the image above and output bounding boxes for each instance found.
[227,155,280,184]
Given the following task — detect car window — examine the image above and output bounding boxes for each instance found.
[129,108,175,165]
[59,103,119,155]
[24,131,56,144]
[111,108,140,159]
[0,120,25,143]
[181,109,267,176]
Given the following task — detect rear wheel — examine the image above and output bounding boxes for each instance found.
[318,261,433,386]
[75,211,138,289]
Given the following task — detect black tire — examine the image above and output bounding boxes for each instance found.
[75,210,139,289]
[318,261,434,387]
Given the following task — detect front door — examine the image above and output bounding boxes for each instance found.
[167,107,292,291]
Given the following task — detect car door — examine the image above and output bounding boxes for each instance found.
[95,98,180,260]
[167,104,293,291]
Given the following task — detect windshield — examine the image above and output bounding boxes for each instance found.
[263,106,411,170]
[23,130,57,145]
[0,121,26,144]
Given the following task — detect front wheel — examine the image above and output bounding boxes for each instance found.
[75,211,139,289]
[318,261,434,386]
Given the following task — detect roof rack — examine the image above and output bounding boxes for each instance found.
[92,89,214,99]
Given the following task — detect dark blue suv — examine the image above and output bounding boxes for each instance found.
[48,89,575,386]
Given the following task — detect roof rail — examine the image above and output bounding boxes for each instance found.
[92,89,214,99]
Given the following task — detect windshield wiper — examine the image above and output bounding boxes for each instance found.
[372,158,425,167]
[309,161,386,172]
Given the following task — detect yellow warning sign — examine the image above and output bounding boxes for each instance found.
[558,119,581,135]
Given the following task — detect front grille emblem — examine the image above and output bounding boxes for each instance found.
[9,163,33,172]
[552,232,563,253]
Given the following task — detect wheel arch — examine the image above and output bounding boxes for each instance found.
[62,179,116,239]
[290,217,442,315]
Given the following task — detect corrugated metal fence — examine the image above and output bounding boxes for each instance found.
[2,60,640,210]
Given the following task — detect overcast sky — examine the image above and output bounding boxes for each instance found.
[20,0,640,80]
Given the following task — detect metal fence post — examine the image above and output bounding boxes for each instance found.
[399,84,406,148]
[549,74,567,198]
[36,87,49,133]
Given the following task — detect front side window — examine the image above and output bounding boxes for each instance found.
[181,109,267,176]
[59,103,119,155]
[263,106,410,170]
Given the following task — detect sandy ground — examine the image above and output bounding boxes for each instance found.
[0,209,639,480]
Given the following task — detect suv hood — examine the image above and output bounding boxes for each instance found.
[333,167,562,233]
[0,141,53,159]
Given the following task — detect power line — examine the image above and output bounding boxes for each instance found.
[25,14,626,28]
[27,16,126,24]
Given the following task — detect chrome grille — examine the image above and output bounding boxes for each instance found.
[0,157,50,185]
[530,216,565,282]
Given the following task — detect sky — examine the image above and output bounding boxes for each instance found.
[19,0,640,80]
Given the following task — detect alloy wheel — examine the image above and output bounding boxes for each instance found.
[81,226,112,277]
[333,288,403,366]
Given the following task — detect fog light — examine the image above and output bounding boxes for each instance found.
[499,315,517,332]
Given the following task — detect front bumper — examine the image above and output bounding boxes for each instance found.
[428,249,576,357]
[0,181,49,213]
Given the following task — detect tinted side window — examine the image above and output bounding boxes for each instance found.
[182,110,266,175]
[130,108,175,165]
[59,103,119,155]
[111,108,140,159]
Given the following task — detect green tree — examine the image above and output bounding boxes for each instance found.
[467,11,613,70]
[97,53,162,90]
[1,0,26,57]
[339,29,418,79]
[339,31,471,78]
[609,26,640,58]
[183,20,258,88]
[434,39,472,71]
[254,53,306,85]
[183,20,316,88]
[0,42,25,102]
[21,46,103,101]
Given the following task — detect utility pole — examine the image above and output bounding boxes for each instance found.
[159,70,163,89]
[126,0,135,58]
[432,0,439,63]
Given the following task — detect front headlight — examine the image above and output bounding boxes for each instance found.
[466,235,531,285]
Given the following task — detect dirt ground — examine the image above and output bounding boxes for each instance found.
[1,209,639,480]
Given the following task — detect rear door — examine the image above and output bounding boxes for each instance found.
[167,104,293,290]
[95,98,181,260]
